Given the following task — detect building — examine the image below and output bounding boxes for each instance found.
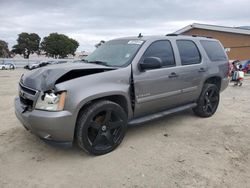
[174,23,250,60]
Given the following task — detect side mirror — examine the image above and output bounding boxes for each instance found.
[139,57,162,71]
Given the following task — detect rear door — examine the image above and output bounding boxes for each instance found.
[173,39,208,102]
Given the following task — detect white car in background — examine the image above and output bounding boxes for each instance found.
[24,62,40,70]
[0,63,15,70]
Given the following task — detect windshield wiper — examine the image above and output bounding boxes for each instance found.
[87,60,109,66]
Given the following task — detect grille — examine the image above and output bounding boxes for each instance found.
[20,95,33,107]
[19,83,37,95]
[19,83,38,110]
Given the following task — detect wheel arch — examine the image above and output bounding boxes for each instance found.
[204,76,222,91]
[74,94,131,139]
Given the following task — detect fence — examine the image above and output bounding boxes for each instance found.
[0,58,76,68]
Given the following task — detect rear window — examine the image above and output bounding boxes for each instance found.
[176,40,201,65]
[200,40,227,61]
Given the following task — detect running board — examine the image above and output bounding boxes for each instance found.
[128,103,197,126]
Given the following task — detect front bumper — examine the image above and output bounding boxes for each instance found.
[15,97,75,146]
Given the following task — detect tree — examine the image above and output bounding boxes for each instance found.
[41,33,79,58]
[12,32,41,59]
[95,40,105,48]
[0,40,11,58]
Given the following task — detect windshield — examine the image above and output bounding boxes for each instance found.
[85,39,144,67]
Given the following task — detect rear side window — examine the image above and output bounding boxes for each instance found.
[200,40,227,61]
[143,40,175,67]
[176,40,201,65]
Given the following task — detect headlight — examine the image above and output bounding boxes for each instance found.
[35,91,67,111]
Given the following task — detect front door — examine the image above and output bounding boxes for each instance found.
[133,40,185,118]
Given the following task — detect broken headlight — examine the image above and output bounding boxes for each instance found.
[35,91,67,111]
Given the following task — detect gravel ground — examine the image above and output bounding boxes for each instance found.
[0,69,250,188]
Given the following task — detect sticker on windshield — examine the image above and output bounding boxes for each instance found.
[128,40,144,45]
[125,53,131,58]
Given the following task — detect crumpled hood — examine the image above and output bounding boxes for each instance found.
[21,63,114,91]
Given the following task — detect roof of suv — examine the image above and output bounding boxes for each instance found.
[112,34,217,42]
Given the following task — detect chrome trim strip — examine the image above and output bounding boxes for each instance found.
[136,86,198,104]
[137,90,181,104]
[182,86,198,93]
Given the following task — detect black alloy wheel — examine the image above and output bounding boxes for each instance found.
[77,100,127,155]
[202,87,219,114]
[193,84,220,117]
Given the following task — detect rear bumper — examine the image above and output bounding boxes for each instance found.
[221,77,229,92]
[15,97,75,145]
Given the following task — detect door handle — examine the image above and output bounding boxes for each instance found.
[168,72,178,78]
[198,68,206,73]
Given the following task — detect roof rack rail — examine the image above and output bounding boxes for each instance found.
[166,33,178,36]
[192,35,213,39]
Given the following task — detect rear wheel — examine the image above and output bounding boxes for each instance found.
[193,84,220,117]
[76,100,127,155]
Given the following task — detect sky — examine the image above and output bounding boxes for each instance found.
[0,0,249,52]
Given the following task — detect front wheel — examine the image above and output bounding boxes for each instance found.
[193,84,220,117]
[76,100,127,155]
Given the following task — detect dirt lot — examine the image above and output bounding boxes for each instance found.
[0,69,250,188]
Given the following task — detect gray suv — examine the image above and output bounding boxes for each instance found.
[15,35,229,155]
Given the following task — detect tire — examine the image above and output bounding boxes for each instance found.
[193,84,220,117]
[2,67,5,70]
[76,100,127,155]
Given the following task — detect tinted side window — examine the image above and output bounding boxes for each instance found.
[144,40,175,67]
[176,40,201,65]
[200,40,227,61]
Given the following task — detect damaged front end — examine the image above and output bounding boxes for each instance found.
[21,64,115,91]
[35,91,67,111]
[19,82,67,112]
[18,63,115,112]
[15,63,116,144]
